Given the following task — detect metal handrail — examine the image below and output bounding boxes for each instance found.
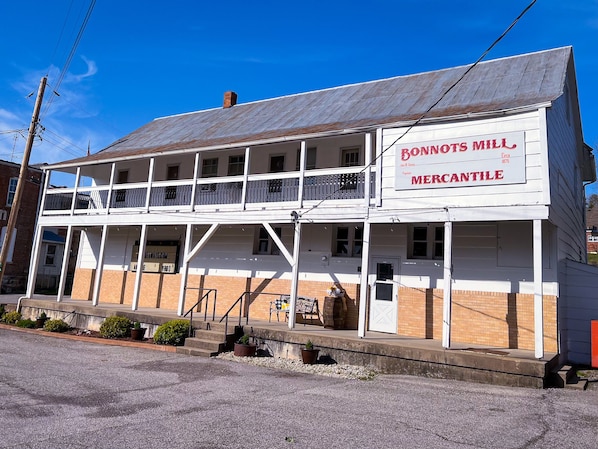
[219,291,284,337]
[183,288,217,336]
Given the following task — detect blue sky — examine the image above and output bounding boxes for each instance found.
[0,1,597,189]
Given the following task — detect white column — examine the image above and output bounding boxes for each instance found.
[241,147,250,209]
[364,133,372,207]
[190,153,200,212]
[288,220,302,329]
[533,219,544,359]
[145,158,155,212]
[132,224,148,311]
[358,220,371,337]
[56,225,73,302]
[297,141,306,208]
[105,163,116,214]
[441,221,453,349]
[25,225,44,298]
[375,128,383,207]
[92,225,108,306]
[69,167,81,215]
[177,224,193,316]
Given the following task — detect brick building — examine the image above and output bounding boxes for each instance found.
[0,160,43,293]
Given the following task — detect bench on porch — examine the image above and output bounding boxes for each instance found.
[269,295,319,325]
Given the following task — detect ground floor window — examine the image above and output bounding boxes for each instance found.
[255,226,282,255]
[334,225,363,257]
[408,224,444,259]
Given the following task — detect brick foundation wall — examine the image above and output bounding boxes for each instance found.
[70,269,557,351]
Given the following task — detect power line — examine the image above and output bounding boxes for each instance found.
[299,0,538,219]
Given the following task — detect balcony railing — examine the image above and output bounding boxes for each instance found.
[42,167,375,216]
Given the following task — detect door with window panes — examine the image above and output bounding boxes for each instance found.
[368,257,399,333]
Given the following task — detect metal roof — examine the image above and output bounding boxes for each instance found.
[57,47,573,167]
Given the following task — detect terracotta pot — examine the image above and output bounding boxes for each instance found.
[301,348,320,364]
[130,327,147,340]
[35,318,47,329]
[234,343,257,357]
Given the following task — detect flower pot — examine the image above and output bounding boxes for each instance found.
[234,343,257,357]
[35,318,47,329]
[301,348,320,365]
[130,327,147,340]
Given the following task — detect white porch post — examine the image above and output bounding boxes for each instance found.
[441,221,453,349]
[364,133,372,207]
[375,128,383,207]
[241,147,250,209]
[25,225,44,298]
[105,163,116,214]
[533,219,544,359]
[56,225,73,302]
[297,141,306,208]
[132,224,148,311]
[288,219,302,329]
[92,225,108,306]
[190,153,200,212]
[358,220,371,337]
[145,158,155,212]
[177,224,193,316]
[69,167,81,215]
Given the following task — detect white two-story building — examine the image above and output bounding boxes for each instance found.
[27,46,595,361]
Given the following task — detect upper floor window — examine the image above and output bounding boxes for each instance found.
[228,155,245,176]
[340,148,360,190]
[254,226,282,255]
[334,226,363,257]
[201,158,218,191]
[6,177,18,206]
[409,225,444,259]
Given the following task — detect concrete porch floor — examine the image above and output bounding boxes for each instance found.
[7,294,560,389]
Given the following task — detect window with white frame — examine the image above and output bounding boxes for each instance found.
[340,147,360,190]
[254,226,282,255]
[408,225,444,259]
[45,244,57,266]
[227,155,245,176]
[201,157,218,191]
[295,147,317,170]
[333,225,363,257]
[6,177,18,206]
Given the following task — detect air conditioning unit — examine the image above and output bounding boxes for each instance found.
[161,263,175,273]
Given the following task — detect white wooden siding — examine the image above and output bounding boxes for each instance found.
[379,112,546,214]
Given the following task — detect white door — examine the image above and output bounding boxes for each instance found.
[368,257,399,334]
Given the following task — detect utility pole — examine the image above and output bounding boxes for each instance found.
[0,76,47,290]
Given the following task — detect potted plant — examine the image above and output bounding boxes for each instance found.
[35,312,48,329]
[130,321,147,340]
[301,339,320,364]
[234,334,256,357]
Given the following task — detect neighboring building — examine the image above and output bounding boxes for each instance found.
[0,160,43,293]
[27,47,596,362]
[585,205,598,254]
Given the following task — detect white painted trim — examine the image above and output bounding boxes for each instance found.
[533,219,544,358]
[538,107,551,205]
[241,147,250,209]
[263,222,293,265]
[442,221,453,348]
[185,224,220,263]
[190,153,200,212]
[364,132,372,208]
[56,226,73,302]
[92,225,108,306]
[358,220,371,337]
[70,167,81,215]
[132,224,147,311]
[288,221,302,329]
[178,224,194,316]
[298,141,306,208]
[376,128,383,207]
[105,163,116,215]
[26,225,44,298]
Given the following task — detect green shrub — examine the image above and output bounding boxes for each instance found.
[2,311,22,324]
[99,316,132,339]
[16,319,36,328]
[43,319,70,333]
[153,319,190,346]
[0,305,5,319]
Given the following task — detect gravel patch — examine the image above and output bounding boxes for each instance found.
[216,351,378,380]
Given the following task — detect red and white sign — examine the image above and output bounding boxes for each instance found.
[394,131,526,190]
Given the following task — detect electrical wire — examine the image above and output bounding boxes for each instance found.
[299,0,538,219]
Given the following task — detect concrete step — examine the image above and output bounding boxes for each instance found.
[193,328,228,342]
[184,337,226,352]
[176,346,219,357]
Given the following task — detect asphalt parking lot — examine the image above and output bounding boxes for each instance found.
[1,328,597,449]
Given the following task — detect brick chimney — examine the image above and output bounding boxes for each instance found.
[223,91,238,108]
